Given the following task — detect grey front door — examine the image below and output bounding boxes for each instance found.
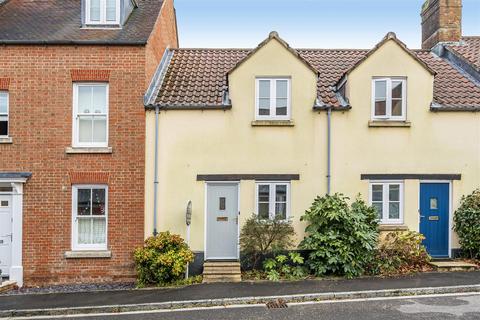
[206,183,239,260]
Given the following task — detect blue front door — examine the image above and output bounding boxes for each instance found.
[419,183,449,257]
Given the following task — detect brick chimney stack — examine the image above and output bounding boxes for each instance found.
[421,0,462,49]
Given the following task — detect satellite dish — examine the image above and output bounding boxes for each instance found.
[186,200,192,226]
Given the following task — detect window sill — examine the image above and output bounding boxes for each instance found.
[368,121,411,128]
[65,250,111,259]
[379,224,408,231]
[0,136,13,144]
[251,120,295,127]
[65,147,113,154]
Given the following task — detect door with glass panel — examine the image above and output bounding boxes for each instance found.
[0,195,12,277]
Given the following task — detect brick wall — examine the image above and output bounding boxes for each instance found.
[421,0,462,49]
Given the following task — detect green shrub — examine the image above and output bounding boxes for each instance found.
[300,194,379,278]
[240,214,296,269]
[368,231,431,275]
[263,252,308,281]
[454,189,480,259]
[133,231,194,287]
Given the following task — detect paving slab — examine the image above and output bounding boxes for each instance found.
[0,271,479,312]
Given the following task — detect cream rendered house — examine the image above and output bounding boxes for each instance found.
[143,0,480,276]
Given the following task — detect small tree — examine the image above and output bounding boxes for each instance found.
[300,193,378,278]
[240,214,296,269]
[454,189,480,259]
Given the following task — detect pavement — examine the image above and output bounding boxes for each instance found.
[0,271,479,318]
[67,293,480,320]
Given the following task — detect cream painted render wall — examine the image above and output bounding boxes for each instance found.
[145,38,480,252]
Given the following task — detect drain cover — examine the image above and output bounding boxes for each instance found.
[266,299,288,309]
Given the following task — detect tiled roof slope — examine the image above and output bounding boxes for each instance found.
[155,47,480,110]
[447,37,480,71]
[0,0,163,44]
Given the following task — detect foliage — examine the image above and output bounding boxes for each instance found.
[300,193,379,278]
[454,189,480,259]
[367,231,431,275]
[262,252,308,281]
[240,214,296,269]
[158,275,203,287]
[133,231,194,287]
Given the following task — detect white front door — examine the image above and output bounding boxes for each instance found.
[0,195,12,277]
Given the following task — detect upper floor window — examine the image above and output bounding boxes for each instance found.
[369,181,403,224]
[73,83,108,148]
[86,0,120,25]
[256,78,290,120]
[256,182,290,220]
[372,78,406,121]
[0,91,8,137]
[72,185,108,250]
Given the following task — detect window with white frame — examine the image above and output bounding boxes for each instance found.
[256,78,290,120]
[86,0,120,25]
[372,78,406,121]
[72,185,108,250]
[256,182,290,220]
[370,181,403,224]
[0,91,8,136]
[73,83,108,147]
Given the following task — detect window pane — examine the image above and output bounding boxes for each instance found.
[0,119,7,136]
[0,93,7,113]
[92,188,106,215]
[389,203,400,219]
[77,189,91,216]
[392,99,402,116]
[275,203,286,220]
[258,203,269,219]
[79,116,93,143]
[258,185,269,202]
[90,0,101,21]
[392,81,403,99]
[389,184,400,201]
[106,0,117,21]
[78,86,92,113]
[375,80,387,99]
[275,98,288,116]
[92,218,106,244]
[92,86,107,114]
[372,202,383,219]
[275,185,287,202]
[258,80,270,98]
[276,80,288,98]
[372,185,383,201]
[258,98,270,115]
[375,100,386,116]
[78,218,91,244]
[93,117,107,143]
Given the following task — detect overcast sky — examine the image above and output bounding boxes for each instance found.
[175,0,480,49]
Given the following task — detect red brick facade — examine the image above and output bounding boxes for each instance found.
[0,0,177,286]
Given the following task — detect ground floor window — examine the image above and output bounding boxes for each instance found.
[72,185,108,250]
[369,181,403,224]
[256,182,290,220]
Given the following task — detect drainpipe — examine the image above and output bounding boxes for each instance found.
[326,107,332,195]
[153,105,159,236]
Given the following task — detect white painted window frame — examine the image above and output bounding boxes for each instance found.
[72,185,108,251]
[369,181,404,224]
[85,0,121,25]
[255,181,290,220]
[255,78,291,120]
[371,78,407,121]
[72,83,109,148]
[0,91,9,137]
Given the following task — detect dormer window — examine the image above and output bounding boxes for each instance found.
[86,0,120,25]
[372,78,406,121]
[255,78,291,120]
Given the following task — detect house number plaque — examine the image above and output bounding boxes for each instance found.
[217,216,228,222]
[428,216,439,221]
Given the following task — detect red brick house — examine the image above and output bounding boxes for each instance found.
[0,0,178,286]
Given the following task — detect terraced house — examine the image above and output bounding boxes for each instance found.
[0,0,178,286]
[144,0,479,278]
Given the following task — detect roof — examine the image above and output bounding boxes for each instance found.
[153,46,480,111]
[0,0,164,45]
[446,37,480,72]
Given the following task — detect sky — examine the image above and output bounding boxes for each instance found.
[175,0,480,49]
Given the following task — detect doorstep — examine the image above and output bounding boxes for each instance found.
[0,280,17,294]
[429,260,478,272]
